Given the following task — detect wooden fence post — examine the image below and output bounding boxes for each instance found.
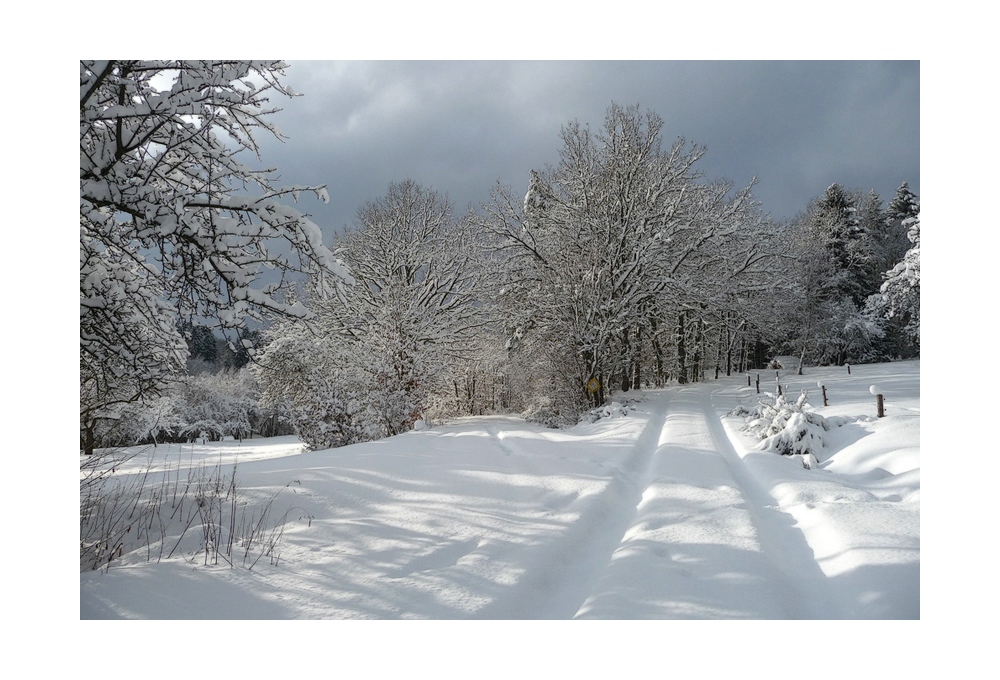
[870,385,884,417]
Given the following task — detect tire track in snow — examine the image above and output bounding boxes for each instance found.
[473,396,673,619]
[574,388,835,619]
[697,388,846,618]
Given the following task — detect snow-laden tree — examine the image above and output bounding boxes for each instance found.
[480,103,781,418]
[779,214,885,369]
[481,104,712,409]
[887,182,920,237]
[799,183,870,306]
[252,315,360,451]
[335,181,489,356]
[80,60,350,452]
[80,233,189,453]
[257,181,495,444]
[867,212,920,349]
[665,187,791,381]
[335,181,493,429]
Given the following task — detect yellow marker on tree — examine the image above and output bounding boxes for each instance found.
[587,378,601,393]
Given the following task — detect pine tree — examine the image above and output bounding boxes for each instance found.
[190,325,218,364]
[866,210,919,353]
[805,183,869,305]
[884,182,919,266]
[785,184,883,366]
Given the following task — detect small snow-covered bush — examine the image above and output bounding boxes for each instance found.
[289,387,367,451]
[729,404,751,417]
[579,401,631,424]
[738,391,832,468]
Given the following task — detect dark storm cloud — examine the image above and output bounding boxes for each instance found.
[253,61,918,240]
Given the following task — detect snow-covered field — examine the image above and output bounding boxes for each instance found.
[81,360,919,620]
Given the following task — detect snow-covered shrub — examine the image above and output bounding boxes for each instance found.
[521,397,573,428]
[172,370,261,442]
[85,392,183,449]
[579,401,631,424]
[287,383,367,451]
[728,404,751,417]
[255,314,436,450]
[254,326,368,451]
[739,391,832,468]
[357,327,433,437]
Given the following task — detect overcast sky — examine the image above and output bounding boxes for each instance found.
[251,60,919,240]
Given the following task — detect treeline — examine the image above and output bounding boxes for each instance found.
[80,63,918,453]
[254,105,919,447]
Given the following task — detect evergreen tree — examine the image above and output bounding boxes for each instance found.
[857,189,891,293]
[888,182,920,223]
[803,183,869,305]
[190,325,218,364]
[784,184,886,366]
[866,210,920,354]
[884,182,919,266]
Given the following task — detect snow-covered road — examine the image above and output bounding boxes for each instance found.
[81,362,919,619]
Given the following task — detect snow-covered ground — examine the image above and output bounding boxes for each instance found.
[81,360,919,620]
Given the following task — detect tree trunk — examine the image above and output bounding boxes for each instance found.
[676,311,687,384]
[692,315,703,383]
[715,322,724,380]
[83,420,96,455]
[620,329,631,392]
[650,316,664,387]
[725,321,732,377]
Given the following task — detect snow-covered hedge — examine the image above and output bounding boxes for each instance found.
[734,391,836,469]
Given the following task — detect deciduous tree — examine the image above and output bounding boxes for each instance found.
[80,60,349,452]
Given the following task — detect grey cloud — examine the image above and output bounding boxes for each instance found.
[253,60,919,238]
